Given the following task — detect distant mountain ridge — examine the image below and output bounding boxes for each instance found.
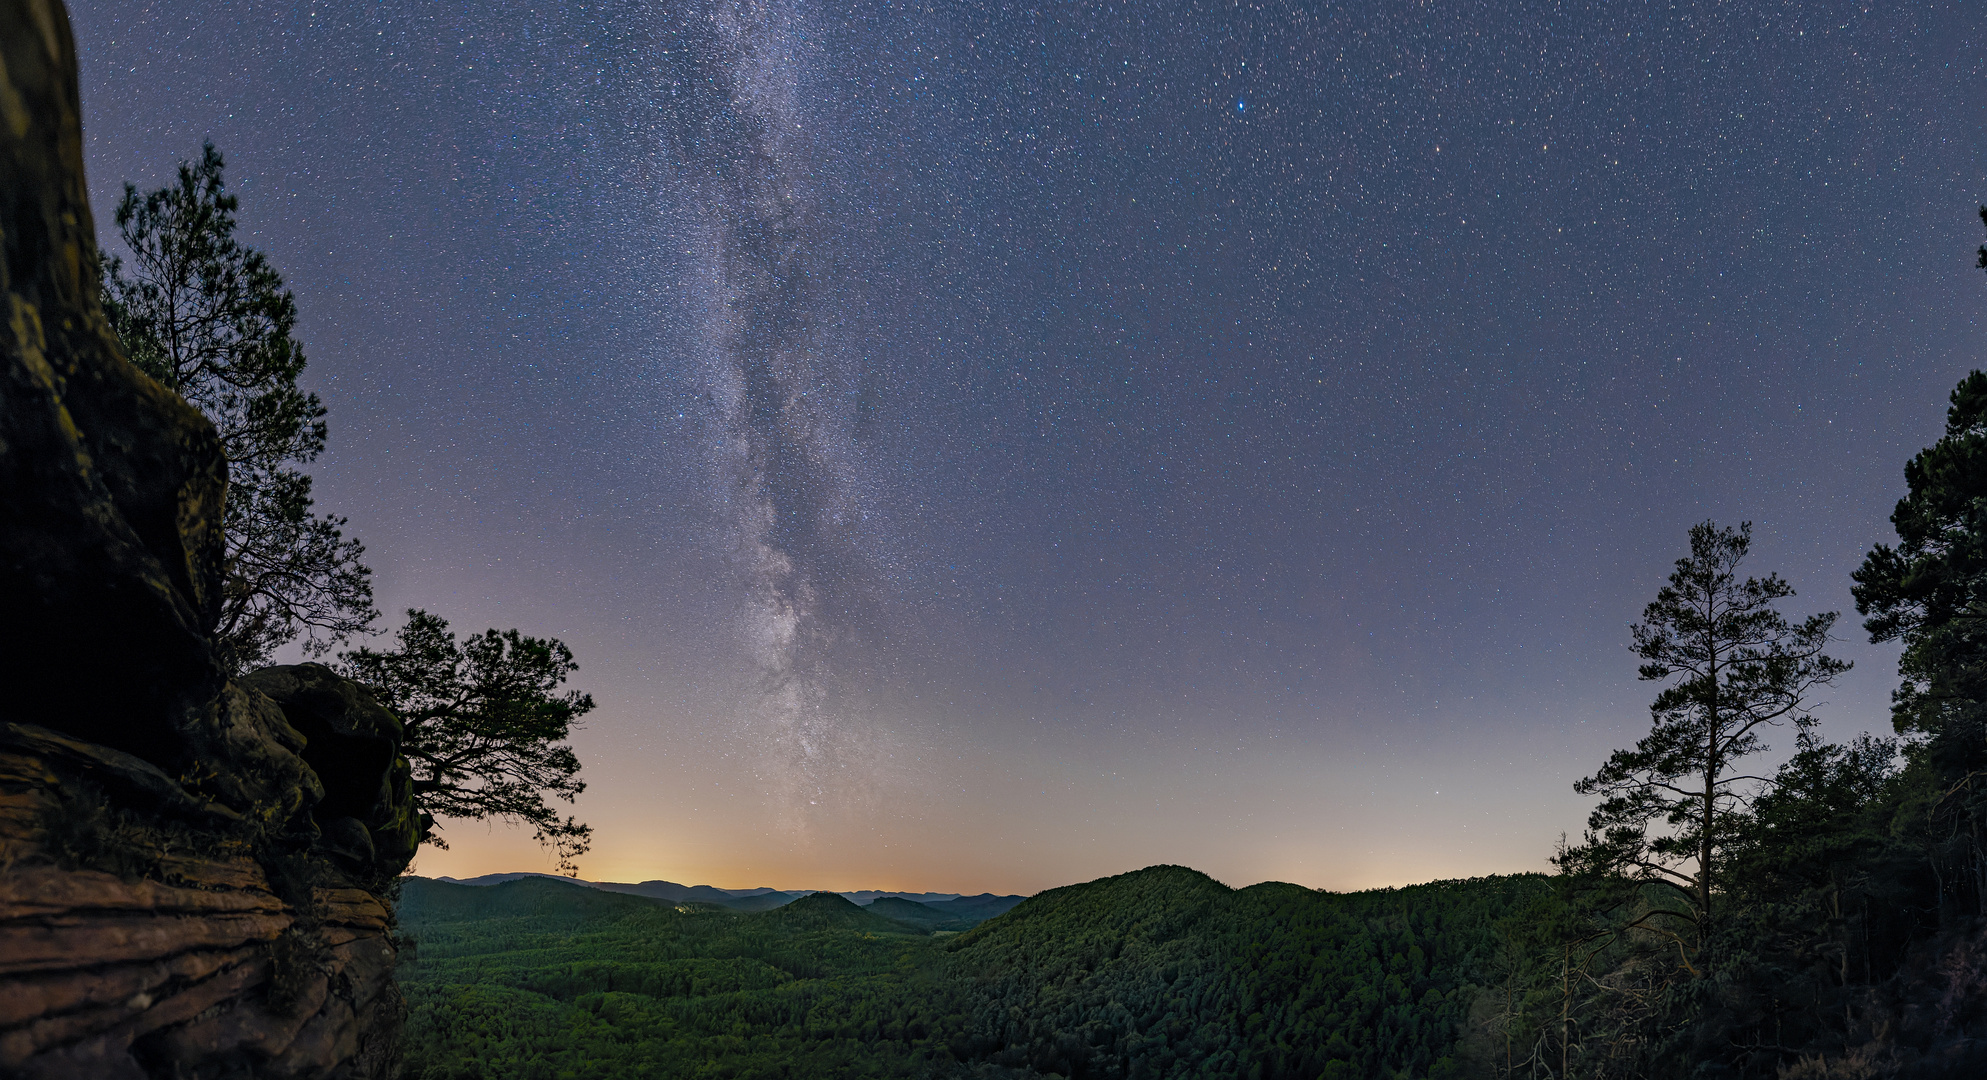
[431,871,1025,917]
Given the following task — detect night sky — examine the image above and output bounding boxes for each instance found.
[68,0,1986,894]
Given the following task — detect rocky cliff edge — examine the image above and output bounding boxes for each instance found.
[1,2,419,1076]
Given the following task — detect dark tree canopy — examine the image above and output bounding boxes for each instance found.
[1852,369,1987,743]
[1724,728,1897,908]
[343,610,594,875]
[1852,364,1987,916]
[101,143,375,672]
[1559,521,1848,969]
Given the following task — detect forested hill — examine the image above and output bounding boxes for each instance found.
[401,874,666,928]
[943,866,1544,1079]
[394,866,1546,1079]
[429,871,1028,916]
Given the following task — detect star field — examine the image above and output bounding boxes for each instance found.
[67,0,1987,891]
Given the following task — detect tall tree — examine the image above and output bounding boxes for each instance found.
[342,610,594,875]
[1849,213,1987,919]
[101,143,375,671]
[1559,521,1848,971]
[1851,370,1987,916]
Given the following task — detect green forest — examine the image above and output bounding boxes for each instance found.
[394,868,1542,1080]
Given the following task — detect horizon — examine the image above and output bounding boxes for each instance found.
[68,0,1985,896]
[421,858,1548,899]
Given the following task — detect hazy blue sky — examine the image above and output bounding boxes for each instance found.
[71,0,1986,892]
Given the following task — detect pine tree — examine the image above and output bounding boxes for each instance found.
[342,609,594,875]
[101,143,376,671]
[1559,522,1848,972]
[1852,365,1987,918]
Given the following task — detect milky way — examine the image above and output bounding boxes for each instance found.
[67,0,1987,888]
[651,0,893,824]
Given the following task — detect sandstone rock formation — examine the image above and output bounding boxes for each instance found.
[0,2,418,1075]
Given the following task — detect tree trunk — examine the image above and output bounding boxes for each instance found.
[1507,974,1514,1079]
[1560,944,1570,1080]
[1699,616,1719,970]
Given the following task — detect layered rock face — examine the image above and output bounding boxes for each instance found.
[0,2,418,1075]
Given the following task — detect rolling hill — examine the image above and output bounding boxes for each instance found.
[431,872,1024,917]
[395,865,1541,1079]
